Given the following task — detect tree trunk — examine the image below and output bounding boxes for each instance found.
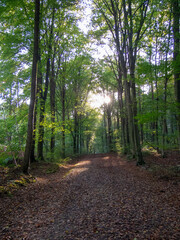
[106,103,113,152]
[124,80,136,157]
[62,77,66,158]
[162,37,170,157]
[37,9,54,160]
[117,78,127,153]
[138,87,144,145]
[23,0,40,173]
[103,107,108,152]
[74,107,78,154]
[172,0,180,150]
[30,98,37,162]
[154,38,159,153]
[131,78,144,165]
[50,48,56,157]
[30,61,42,162]
[37,56,50,160]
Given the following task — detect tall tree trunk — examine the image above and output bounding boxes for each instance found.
[117,78,127,154]
[138,87,143,145]
[172,0,180,150]
[23,0,40,173]
[30,99,37,162]
[131,77,144,165]
[106,103,113,152]
[50,48,56,157]
[62,76,66,158]
[162,31,171,157]
[37,9,54,160]
[31,62,42,162]
[103,107,108,152]
[124,80,136,157]
[154,38,159,153]
[37,56,50,160]
[149,50,156,144]
[74,107,78,154]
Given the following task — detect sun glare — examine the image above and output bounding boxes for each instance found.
[88,93,111,108]
[104,95,111,104]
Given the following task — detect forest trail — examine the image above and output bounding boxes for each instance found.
[0,153,179,240]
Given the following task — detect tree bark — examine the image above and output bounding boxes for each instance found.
[37,8,55,160]
[172,0,180,150]
[37,55,50,160]
[62,75,66,158]
[23,0,40,173]
[106,103,113,152]
[50,48,56,157]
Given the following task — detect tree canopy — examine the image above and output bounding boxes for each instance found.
[0,0,179,170]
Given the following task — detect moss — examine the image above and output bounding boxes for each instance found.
[14,179,27,186]
[148,164,180,180]
[46,164,59,174]
[0,175,36,196]
[62,169,73,178]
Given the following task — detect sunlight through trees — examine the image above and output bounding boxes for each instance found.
[0,0,179,168]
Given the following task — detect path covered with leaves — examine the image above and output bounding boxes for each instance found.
[0,154,180,239]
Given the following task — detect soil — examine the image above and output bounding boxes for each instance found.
[0,153,180,240]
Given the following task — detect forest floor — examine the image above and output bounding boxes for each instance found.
[0,152,180,240]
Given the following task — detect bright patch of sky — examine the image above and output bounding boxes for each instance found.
[77,0,114,60]
[142,84,150,94]
[77,0,92,34]
[88,91,111,109]
[77,1,114,108]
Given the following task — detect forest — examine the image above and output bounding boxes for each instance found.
[0,0,180,239]
[0,0,179,171]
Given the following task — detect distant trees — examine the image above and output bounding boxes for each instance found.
[91,0,179,159]
[92,0,152,164]
[0,0,179,169]
[0,0,96,167]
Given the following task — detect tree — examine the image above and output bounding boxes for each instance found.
[172,0,180,150]
[0,0,179,167]
[92,0,153,164]
[37,7,55,161]
[23,0,40,173]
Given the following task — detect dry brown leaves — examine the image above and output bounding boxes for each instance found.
[0,153,179,240]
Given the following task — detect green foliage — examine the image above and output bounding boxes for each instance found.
[0,0,178,165]
[46,163,60,174]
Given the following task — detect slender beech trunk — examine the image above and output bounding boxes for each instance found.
[124,79,136,157]
[117,78,127,153]
[50,51,61,156]
[31,60,43,162]
[74,107,78,154]
[37,9,55,160]
[131,75,144,165]
[103,106,108,152]
[74,75,78,155]
[50,48,56,156]
[162,48,170,156]
[79,116,83,154]
[62,76,66,158]
[154,38,159,153]
[37,55,50,160]
[172,0,180,150]
[106,103,113,152]
[138,87,143,145]
[23,0,40,173]
[149,50,156,144]
[30,97,37,162]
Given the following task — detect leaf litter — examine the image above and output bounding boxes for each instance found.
[0,153,179,240]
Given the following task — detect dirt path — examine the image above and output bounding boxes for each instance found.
[0,154,179,240]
